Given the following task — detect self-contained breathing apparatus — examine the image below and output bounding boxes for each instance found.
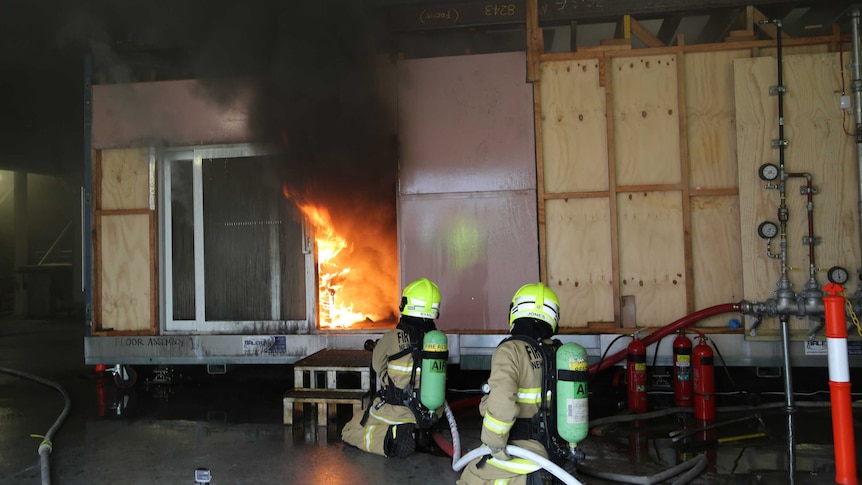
[362,321,448,429]
[484,334,589,472]
[503,335,571,463]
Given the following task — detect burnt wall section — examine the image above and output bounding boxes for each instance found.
[92,79,254,149]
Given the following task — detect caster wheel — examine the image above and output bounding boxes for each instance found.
[113,365,137,389]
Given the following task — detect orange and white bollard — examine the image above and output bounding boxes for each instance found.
[822,283,858,485]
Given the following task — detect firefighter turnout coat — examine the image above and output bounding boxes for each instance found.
[341,323,424,456]
[457,337,551,485]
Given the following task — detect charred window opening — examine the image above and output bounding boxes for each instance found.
[162,144,397,333]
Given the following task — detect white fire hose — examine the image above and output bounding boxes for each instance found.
[444,402,585,485]
[444,399,707,485]
[452,444,586,485]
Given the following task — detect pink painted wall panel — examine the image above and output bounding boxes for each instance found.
[397,52,539,331]
[92,79,253,149]
[397,52,536,194]
[399,192,539,331]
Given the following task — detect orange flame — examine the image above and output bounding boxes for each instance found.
[283,185,366,328]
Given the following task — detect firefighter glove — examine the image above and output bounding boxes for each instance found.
[490,447,511,461]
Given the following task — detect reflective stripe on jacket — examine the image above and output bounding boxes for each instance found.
[373,327,421,394]
[479,338,546,451]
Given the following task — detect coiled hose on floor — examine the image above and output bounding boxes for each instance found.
[442,397,711,485]
[576,454,707,485]
[0,367,71,485]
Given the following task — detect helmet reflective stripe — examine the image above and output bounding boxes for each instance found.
[488,457,542,474]
[401,278,441,319]
[403,300,440,319]
[509,283,561,331]
[515,387,542,404]
[511,295,559,326]
[482,414,514,434]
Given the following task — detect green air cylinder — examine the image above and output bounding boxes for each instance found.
[556,342,589,446]
[420,330,448,410]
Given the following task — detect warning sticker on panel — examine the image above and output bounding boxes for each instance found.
[242,336,287,355]
[804,340,827,356]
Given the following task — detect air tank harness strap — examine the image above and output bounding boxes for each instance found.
[360,346,439,428]
[509,417,546,442]
[502,334,559,454]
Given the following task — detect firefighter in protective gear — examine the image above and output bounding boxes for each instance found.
[341,277,444,458]
[457,282,561,485]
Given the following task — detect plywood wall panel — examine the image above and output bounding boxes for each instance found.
[685,50,751,189]
[540,60,609,193]
[100,214,153,332]
[546,198,614,327]
[734,56,779,302]
[783,53,860,290]
[735,52,860,336]
[691,195,744,327]
[101,148,150,210]
[758,44,830,58]
[617,191,687,326]
[612,55,681,186]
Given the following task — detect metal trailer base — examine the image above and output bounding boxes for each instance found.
[84,332,862,369]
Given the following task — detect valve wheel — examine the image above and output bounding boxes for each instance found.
[113,365,138,389]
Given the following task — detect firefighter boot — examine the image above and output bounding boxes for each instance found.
[384,423,415,458]
[415,427,448,456]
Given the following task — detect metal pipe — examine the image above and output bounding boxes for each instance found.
[851,8,862,288]
[786,412,797,485]
[779,316,795,411]
[772,19,791,281]
[83,53,94,328]
[758,18,797,413]
[786,172,816,274]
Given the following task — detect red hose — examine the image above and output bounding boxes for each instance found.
[432,431,454,457]
[447,395,482,414]
[433,395,482,458]
[589,303,741,375]
[434,304,740,456]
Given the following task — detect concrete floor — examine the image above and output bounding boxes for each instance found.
[1,319,860,484]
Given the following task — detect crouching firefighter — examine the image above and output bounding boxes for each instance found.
[341,277,448,458]
[458,282,568,485]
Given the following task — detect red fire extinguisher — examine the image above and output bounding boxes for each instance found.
[693,337,715,420]
[673,332,693,407]
[627,336,648,413]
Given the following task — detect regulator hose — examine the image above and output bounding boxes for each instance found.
[436,401,460,459]
[0,367,71,485]
[452,445,586,485]
[576,454,707,485]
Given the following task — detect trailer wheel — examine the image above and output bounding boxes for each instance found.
[113,365,137,389]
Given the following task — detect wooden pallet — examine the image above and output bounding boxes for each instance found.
[293,349,373,392]
[283,389,371,426]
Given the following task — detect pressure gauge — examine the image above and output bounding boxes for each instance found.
[759,163,779,181]
[827,266,850,285]
[757,221,779,239]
